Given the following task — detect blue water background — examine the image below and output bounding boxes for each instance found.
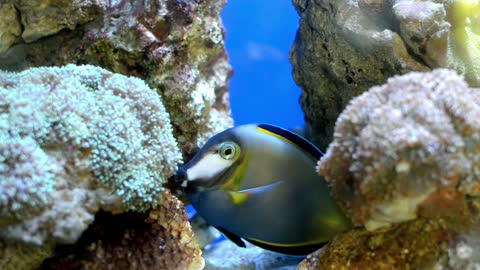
[221,1,304,129]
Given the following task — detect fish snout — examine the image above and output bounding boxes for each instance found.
[175,167,189,188]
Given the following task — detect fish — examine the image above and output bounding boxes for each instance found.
[175,124,352,255]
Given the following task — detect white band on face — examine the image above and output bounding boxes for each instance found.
[186,153,232,182]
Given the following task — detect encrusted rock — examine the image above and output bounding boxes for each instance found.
[0,4,21,54]
[298,219,478,270]
[0,240,55,270]
[291,0,480,150]
[318,69,480,230]
[13,0,101,43]
[0,0,233,268]
[43,191,204,270]
[0,0,233,155]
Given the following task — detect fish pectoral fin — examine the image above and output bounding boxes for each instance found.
[229,181,284,205]
[216,227,246,248]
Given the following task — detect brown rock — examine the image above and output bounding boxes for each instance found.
[291,0,480,150]
[43,191,204,270]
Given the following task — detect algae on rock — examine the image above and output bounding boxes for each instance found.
[0,0,233,155]
[291,0,480,150]
[42,191,204,270]
[298,219,480,270]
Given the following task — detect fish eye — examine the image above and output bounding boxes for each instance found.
[219,142,238,160]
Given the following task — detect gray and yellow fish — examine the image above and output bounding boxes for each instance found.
[175,124,351,255]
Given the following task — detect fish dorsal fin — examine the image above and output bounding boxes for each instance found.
[216,227,246,248]
[256,124,322,160]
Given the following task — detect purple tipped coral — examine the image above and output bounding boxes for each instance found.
[0,64,182,245]
[319,69,480,230]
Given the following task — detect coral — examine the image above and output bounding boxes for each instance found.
[43,191,204,270]
[0,0,233,155]
[291,0,480,151]
[297,219,455,270]
[0,64,182,245]
[298,216,480,269]
[318,69,480,230]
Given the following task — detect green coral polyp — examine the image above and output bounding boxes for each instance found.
[0,64,182,226]
[0,135,55,222]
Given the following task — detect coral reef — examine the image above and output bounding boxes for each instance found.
[291,0,480,150]
[0,64,182,246]
[0,0,233,155]
[318,69,479,230]
[42,191,204,270]
[297,218,477,270]
[0,0,233,268]
[300,68,480,270]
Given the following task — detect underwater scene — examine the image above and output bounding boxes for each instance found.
[0,0,479,269]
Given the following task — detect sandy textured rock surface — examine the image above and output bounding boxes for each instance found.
[298,218,480,270]
[0,240,55,270]
[0,4,21,54]
[291,0,480,150]
[43,191,204,270]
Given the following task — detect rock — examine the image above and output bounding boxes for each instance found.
[318,69,479,230]
[298,218,479,270]
[0,0,233,155]
[0,240,55,270]
[290,0,480,150]
[0,4,21,54]
[13,0,101,43]
[43,191,204,270]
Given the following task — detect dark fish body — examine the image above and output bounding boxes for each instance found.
[176,124,351,255]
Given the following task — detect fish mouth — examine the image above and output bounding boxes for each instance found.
[175,167,189,187]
